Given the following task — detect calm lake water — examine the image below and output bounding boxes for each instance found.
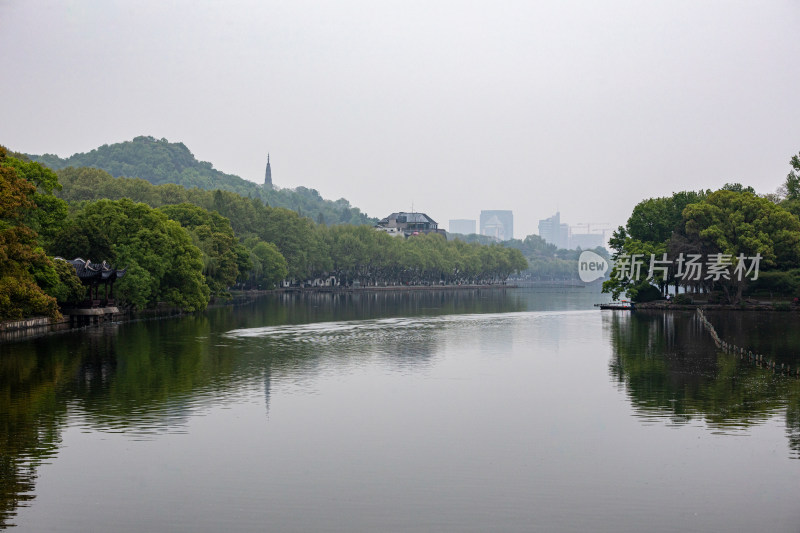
[2,288,800,532]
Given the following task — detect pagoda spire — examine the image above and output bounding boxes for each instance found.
[264,153,273,188]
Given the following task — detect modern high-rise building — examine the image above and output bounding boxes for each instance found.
[449,219,477,235]
[569,223,611,250]
[538,212,569,249]
[479,210,513,241]
[569,233,604,250]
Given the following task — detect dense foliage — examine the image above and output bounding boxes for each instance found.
[28,136,376,225]
[320,227,527,286]
[51,166,527,284]
[1,145,532,319]
[158,203,250,296]
[0,147,81,320]
[50,199,210,311]
[604,151,800,303]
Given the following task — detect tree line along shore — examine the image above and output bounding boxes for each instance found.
[11,140,798,324]
[0,145,530,322]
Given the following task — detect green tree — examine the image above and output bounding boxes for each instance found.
[38,258,85,304]
[51,199,210,311]
[260,207,324,279]
[32,136,378,226]
[626,191,707,244]
[785,152,800,201]
[4,155,69,249]
[247,241,288,289]
[159,203,248,295]
[720,183,756,194]
[603,190,706,300]
[0,147,61,320]
[780,151,800,216]
[679,190,800,303]
[683,190,800,268]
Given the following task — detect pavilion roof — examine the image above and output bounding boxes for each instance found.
[56,257,127,282]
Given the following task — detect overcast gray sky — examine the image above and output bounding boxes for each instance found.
[2,0,798,238]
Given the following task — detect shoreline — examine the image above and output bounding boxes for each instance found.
[267,283,516,293]
[631,301,799,311]
[0,284,519,343]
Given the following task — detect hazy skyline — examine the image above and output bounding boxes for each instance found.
[2,1,798,237]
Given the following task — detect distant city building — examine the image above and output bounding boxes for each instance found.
[539,213,609,249]
[482,215,504,240]
[569,223,611,250]
[449,219,477,235]
[479,210,513,241]
[376,212,447,238]
[264,153,272,188]
[569,233,604,250]
[538,212,569,249]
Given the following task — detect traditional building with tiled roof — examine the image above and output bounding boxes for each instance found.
[56,258,126,308]
[375,212,447,239]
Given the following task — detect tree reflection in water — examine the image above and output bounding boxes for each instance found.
[0,335,78,527]
[0,289,528,525]
[606,310,800,458]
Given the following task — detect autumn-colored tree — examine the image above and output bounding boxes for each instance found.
[0,146,60,320]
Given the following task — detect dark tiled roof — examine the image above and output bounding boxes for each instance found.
[55,257,127,281]
[383,212,437,224]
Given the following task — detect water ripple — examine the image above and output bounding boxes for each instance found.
[224,310,592,343]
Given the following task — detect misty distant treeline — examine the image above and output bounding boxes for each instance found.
[453,232,608,281]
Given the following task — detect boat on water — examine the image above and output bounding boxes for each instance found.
[596,300,634,310]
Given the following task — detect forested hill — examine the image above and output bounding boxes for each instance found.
[28,136,376,225]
